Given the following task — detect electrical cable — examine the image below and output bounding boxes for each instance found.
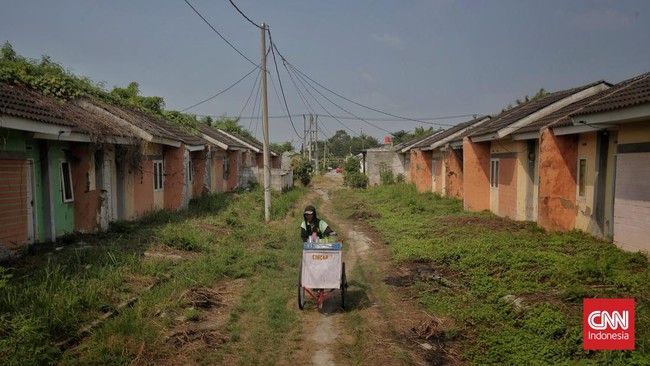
[183,0,259,68]
[267,29,302,140]
[238,67,263,128]
[180,65,259,112]
[228,0,263,29]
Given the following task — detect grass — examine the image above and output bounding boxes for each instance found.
[331,183,650,365]
[0,186,309,366]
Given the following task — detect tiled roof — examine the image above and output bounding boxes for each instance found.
[1,83,144,141]
[198,125,246,149]
[396,131,440,151]
[0,83,75,127]
[412,116,490,149]
[469,81,606,138]
[514,89,612,134]
[572,72,650,116]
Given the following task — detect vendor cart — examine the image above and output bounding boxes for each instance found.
[298,241,347,310]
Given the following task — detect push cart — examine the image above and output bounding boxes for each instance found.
[298,241,347,310]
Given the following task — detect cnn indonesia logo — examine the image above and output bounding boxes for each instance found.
[583,298,635,350]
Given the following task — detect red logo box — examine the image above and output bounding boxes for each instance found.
[583,298,635,350]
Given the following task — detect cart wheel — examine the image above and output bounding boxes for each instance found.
[340,262,347,309]
[298,262,305,310]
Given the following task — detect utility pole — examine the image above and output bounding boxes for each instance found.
[314,114,319,174]
[261,23,271,222]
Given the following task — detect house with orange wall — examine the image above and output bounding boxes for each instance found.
[463,81,610,220]
[404,116,490,196]
[569,72,650,253]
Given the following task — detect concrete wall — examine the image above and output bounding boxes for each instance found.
[409,150,432,193]
[191,150,207,198]
[538,128,578,232]
[444,146,464,199]
[463,138,491,212]
[432,154,444,194]
[575,132,599,235]
[366,149,405,186]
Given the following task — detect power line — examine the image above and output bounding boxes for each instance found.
[180,65,259,112]
[267,29,302,140]
[228,0,263,29]
[183,0,258,68]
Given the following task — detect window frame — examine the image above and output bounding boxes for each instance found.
[490,158,499,188]
[153,160,164,191]
[187,159,194,182]
[60,160,74,203]
[577,157,587,199]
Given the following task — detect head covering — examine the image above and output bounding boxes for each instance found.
[303,205,317,218]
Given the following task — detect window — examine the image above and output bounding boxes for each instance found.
[60,161,74,203]
[490,159,499,188]
[223,157,230,180]
[153,160,164,191]
[578,158,586,198]
[187,160,194,182]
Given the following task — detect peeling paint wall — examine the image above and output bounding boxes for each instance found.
[538,128,577,232]
[575,132,599,235]
[433,154,443,194]
[444,147,464,199]
[463,138,491,212]
[409,150,432,193]
[164,145,186,211]
[71,145,101,233]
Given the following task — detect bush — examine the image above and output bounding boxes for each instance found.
[379,162,395,185]
[346,172,368,188]
[291,155,313,186]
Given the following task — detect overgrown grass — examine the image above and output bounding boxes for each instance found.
[0,186,309,365]
[332,184,650,365]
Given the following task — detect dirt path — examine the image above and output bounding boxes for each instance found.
[297,172,448,366]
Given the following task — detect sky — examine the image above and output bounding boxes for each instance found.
[1,0,649,148]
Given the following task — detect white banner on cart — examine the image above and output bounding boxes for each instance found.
[302,250,342,289]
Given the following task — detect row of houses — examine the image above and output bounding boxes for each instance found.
[0,82,291,259]
[363,71,650,254]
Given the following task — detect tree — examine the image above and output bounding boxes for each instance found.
[270,141,294,154]
[110,82,165,116]
[390,130,410,144]
[213,115,258,142]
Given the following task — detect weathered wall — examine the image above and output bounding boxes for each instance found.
[133,160,155,217]
[444,146,464,199]
[164,145,186,211]
[409,150,432,193]
[538,128,577,232]
[71,145,101,233]
[432,155,443,194]
[192,150,207,198]
[575,132,599,234]
[463,138,491,212]
[497,157,518,218]
[227,151,240,191]
[366,150,405,186]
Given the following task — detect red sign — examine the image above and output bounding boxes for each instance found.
[583,298,635,350]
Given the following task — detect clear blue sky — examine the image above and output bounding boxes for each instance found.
[2,0,649,147]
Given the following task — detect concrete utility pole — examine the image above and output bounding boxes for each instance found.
[314,114,319,174]
[261,23,271,222]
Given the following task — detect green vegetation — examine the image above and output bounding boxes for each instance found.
[343,156,368,188]
[0,187,309,365]
[332,184,650,365]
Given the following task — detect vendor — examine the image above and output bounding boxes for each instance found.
[300,205,333,242]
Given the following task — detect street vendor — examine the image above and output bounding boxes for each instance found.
[300,205,333,242]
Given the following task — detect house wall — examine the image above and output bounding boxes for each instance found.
[192,150,207,198]
[538,128,578,232]
[212,153,225,193]
[366,150,405,186]
[409,150,432,193]
[225,151,240,191]
[491,139,525,219]
[48,141,75,237]
[0,157,28,254]
[603,131,618,238]
[463,138,491,212]
[444,146,464,199]
[164,145,186,211]
[133,160,155,217]
[432,154,444,194]
[71,144,101,233]
[575,132,599,235]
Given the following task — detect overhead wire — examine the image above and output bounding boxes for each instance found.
[183,0,259,68]
[228,0,263,29]
[267,28,302,140]
[180,65,259,112]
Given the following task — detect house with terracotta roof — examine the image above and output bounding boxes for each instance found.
[568,72,650,252]
[463,81,610,222]
[76,99,208,218]
[404,116,490,197]
[197,124,247,193]
[0,83,143,257]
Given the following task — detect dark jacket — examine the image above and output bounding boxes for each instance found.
[300,205,333,242]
